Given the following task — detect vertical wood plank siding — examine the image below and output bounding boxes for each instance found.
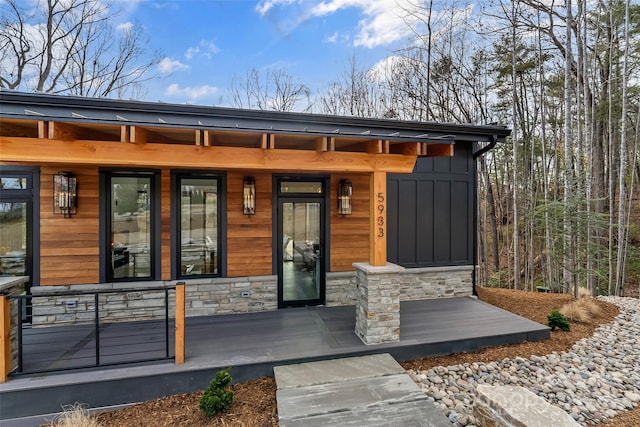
[330,174,370,272]
[39,166,100,285]
[160,169,171,280]
[37,167,370,285]
[226,172,273,277]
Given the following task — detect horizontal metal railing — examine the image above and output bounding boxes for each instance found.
[7,286,176,376]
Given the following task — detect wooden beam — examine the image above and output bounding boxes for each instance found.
[48,121,79,140]
[204,130,213,147]
[423,143,454,157]
[370,171,387,266]
[0,136,418,173]
[328,137,335,151]
[261,133,268,149]
[38,121,47,138]
[130,126,147,144]
[383,140,390,154]
[120,125,130,142]
[367,140,382,154]
[174,283,185,364]
[195,129,203,146]
[268,133,275,149]
[316,136,328,152]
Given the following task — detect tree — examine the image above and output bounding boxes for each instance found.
[0,0,161,98]
[229,68,311,112]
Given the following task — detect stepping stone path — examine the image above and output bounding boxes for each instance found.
[274,353,452,426]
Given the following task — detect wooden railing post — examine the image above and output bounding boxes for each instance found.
[175,283,185,364]
[0,295,10,383]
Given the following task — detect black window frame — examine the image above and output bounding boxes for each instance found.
[0,166,40,288]
[171,171,227,280]
[100,169,161,283]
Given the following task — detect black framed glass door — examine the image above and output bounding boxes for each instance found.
[276,180,327,308]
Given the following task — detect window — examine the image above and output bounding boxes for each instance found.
[175,175,222,278]
[103,172,158,281]
[0,167,38,286]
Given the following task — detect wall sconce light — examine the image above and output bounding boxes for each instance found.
[338,179,353,216]
[53,171,77,218]
[243,176,256,215]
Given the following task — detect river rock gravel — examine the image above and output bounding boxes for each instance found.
[408,296,640,426]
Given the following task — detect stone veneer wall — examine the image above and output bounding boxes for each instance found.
[353,263,404,344]
[28,265,470,326]
[0,276,28,374]
[30,275,277,326]
[398,265,473,300]
[325,271,358,306]
[325,265,473,307]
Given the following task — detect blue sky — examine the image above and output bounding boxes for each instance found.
[117,0,430,106]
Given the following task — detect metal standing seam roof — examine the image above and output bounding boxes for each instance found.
[0,90,511,143]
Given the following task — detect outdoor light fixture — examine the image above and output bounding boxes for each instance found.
[338,179,353,216]
[53,171,77,218]
[243,176,256,215]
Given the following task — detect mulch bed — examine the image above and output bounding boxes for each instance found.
[60,287,637,427]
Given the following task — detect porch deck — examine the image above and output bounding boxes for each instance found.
[0,297,549,423]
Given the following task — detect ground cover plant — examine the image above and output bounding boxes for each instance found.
[44,287,638,427]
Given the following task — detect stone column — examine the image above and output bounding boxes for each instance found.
[353,262,404,345]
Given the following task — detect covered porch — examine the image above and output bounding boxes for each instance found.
[0,296,549,422]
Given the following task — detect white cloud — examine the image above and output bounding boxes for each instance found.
[184,40,220,60]
[185,47,200,60]
[116,22,133,32]
[158,57,190,74]
[326,31,339,43]
[256,0,297,15]
[165,83,218,100]
[255,0,429,48]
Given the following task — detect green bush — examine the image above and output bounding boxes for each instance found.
[199,368,234,417]
[547,310,570,331]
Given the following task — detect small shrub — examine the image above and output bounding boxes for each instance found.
[199,368,234,417]
[578,287,591,299]
[559,301,588,322]
[47,402,102,427]
[578,297,601,316]
[547,310,570,331]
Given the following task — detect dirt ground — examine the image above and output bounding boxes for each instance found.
[88,288,638,427]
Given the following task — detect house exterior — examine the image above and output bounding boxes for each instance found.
[0,90,510,344]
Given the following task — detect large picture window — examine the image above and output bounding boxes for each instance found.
[176,176,221,278]
[104,172,158,281]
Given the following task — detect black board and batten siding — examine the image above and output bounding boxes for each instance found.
[388,143,474,268]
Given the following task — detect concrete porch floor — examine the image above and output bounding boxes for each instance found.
[0,297,550,424]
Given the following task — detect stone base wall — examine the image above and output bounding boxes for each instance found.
[30,275,277,326]
[326,266,473,307]
[0,276,28,374]
[325,271,357,306]
[184,275,277,317]
[27,265,470,326]
[398,265,473,300]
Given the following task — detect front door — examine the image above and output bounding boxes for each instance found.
[277,180,326,308]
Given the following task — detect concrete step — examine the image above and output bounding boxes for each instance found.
[274,353,451,427]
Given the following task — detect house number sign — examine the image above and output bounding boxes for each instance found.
[377,192,385,237]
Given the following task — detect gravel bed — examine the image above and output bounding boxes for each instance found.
[408,296,640,426]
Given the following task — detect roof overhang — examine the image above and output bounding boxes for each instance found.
[0,90,511,145]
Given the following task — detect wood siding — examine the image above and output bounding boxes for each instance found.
[330,174,370,272]
[36,167,369,284]
[40,166,100,285]
[226,172,273,277]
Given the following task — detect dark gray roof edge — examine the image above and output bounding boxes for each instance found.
[0,89,511,142]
